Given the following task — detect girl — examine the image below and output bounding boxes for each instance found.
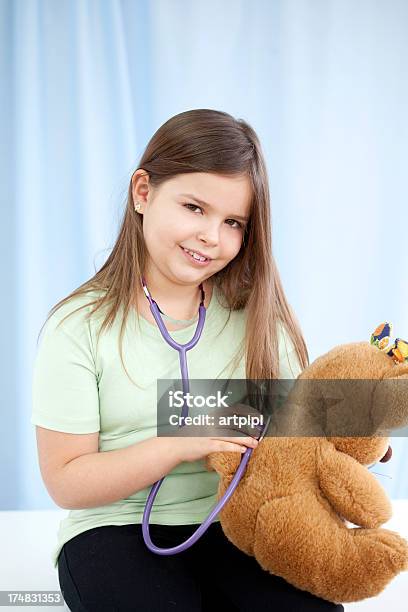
[32,109,343,611]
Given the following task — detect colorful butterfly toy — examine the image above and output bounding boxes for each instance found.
[370,322,408,364]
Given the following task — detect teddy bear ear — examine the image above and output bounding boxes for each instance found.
[371,365,408,434]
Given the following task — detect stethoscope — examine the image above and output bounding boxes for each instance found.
[140,276,270,555]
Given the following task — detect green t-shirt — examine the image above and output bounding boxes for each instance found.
[31,285,302,568]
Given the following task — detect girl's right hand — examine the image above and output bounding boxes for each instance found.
[172,432,259,463]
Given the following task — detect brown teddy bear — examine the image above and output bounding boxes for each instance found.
[205,323,408,604]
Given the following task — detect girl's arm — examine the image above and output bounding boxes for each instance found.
[36,427,182,509]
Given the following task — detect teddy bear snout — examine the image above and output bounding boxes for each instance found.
[379,445,392,462]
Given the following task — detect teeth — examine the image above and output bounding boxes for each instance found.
[183,248,208,262]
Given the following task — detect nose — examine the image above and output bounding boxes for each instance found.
[198,227,219,247]
[379,445,392,463]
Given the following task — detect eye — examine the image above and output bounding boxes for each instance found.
[225,218,243,229]
[184,203,202,214]
[183,204,243,229]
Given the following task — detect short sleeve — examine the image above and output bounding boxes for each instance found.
[277,322,303,379]
[31,300,100,434]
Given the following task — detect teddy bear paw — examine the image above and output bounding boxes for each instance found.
[353,527,408,579]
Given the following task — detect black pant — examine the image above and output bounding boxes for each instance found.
[58,522,344,612]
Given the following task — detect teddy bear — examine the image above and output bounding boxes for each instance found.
[205,322,408,604]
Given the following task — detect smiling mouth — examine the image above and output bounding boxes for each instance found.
[179,246,212,263]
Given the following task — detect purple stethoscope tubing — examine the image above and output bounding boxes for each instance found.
[140,276,269,555]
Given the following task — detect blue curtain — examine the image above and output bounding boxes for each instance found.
[1,0,407,509]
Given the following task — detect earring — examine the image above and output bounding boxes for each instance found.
[134,201,141,212]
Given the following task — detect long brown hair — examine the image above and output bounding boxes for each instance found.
[37,109,309,385]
